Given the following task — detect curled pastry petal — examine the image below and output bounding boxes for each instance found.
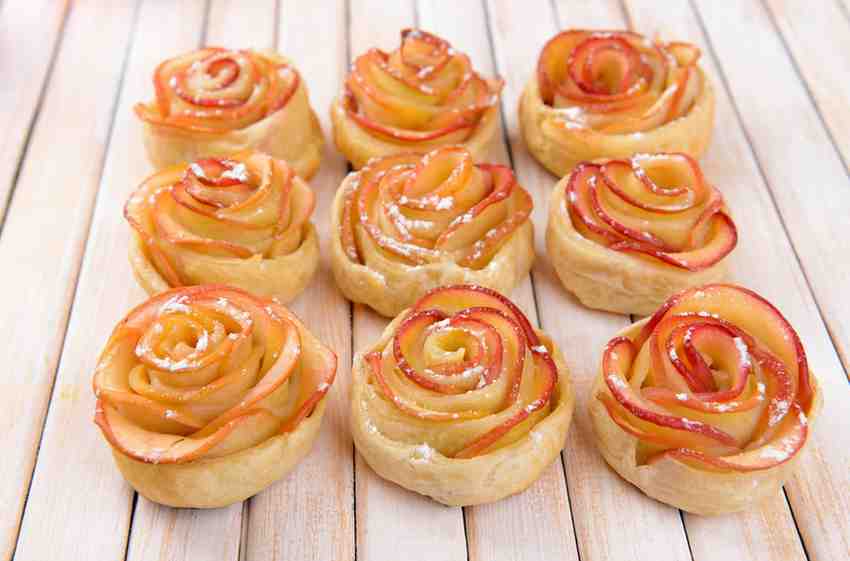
[93,285,337,507]
[350,284,574,505]
[330,146,535,317]
[135,47,323,179]
[126,150,319,303]
[546,153,737,315]
[331,29,504,168]
[520,30,715,176]
[590,284,820,515]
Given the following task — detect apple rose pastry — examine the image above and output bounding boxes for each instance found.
[546,153,737,315]
[520,30,715,177]
[351,285,574,506]
[330,146,535,317]
[93,285,337,508]
[135,47,323,179]
[591,284,820,515]
[331,29,503,169]
[125,151,319,303]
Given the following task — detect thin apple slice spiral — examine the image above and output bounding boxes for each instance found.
[134,47,300,133]
[125,150,315,288]
[340,146,533,270]
[93,285,336,464]
[538,30,702,133]
[362,284,558,459]
[598,284,816,472]
[566,153,736,271]
[342,29,503,143]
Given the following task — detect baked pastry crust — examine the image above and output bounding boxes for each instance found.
[126,151,319,303]
[546,153,736,315]
[93,285,337,508]
[590,284,820,515]
[350,285,574,506]
[135,48,323,179]
[331,29,503,169]
[329,146,535,317]
[520,30,715,177]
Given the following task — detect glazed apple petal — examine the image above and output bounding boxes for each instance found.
[539,30,701,133]
[567,153,736,271]
[343,147,532,270]
[344,29,501,142]
[599,284,816,472]
[126,151,314,285]
[363,285,558,458]
[135,48,301,133]
[93,286,336,464]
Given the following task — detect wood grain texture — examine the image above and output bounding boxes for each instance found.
[11,2,207,561]
[1,1,140,560]
[764,0,850,170]
[347,3,468,561]
[685,2,850,560]
[417,2,579,560]
[489,1,693,559]
[1,2,847,560]
[692,0,850,375]
[625,2,848,560]
[242,1,355,559]
[0,0,68,224]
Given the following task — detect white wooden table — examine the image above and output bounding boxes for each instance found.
[1,1,848,560]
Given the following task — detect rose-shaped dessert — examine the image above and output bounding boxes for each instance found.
[331,29,504,169]
[546,153,736,315]
[330,146,534,316]
[350,284,574,505]
[520,30,715,176]
[135,47,323,178]
[125,151,319,303]
[591,284,820,515]
[93,285,337,507]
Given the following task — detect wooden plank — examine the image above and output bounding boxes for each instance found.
[121,2,254,560]
[347,2,467,560]
[489,1,694,559]
[763,0,850,170]
[690,0,850,375]
[0,0,68,224]
[681,2,850,560]
[241,1,356,559]
[624,2,848,560]
[0,0,141,560]
[417,2,579,560]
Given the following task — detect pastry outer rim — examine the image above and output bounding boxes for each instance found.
[329,98,500,169]
[545,178,729,316]
[138,72,324,180]
[112,398,328,508]
[589,318,822,515]
[519,69,715,178]
[328,173,535,317]
[128,219,320,304]
[350,312,575,506]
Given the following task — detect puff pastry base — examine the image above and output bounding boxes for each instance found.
[329,175,535,317]
[330,101,500,170]
[141,84,323,180]
[519,73,715,177]
[589,320,822,515]
[112,399,327,508]
[546,183,726,316]
[350,317,574,506]
[129,222,319,303]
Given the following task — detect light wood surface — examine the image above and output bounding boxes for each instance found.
[1,1,848,560]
